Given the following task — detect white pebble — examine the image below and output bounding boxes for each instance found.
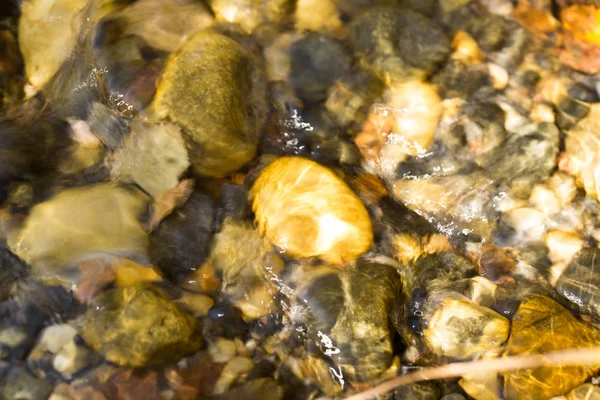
[529,184,560,216]
[505,207,546,239]
[545,230,583,264]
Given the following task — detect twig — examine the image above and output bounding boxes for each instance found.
[344,347,600,400]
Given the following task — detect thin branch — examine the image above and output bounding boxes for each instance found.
[344,347,600,400]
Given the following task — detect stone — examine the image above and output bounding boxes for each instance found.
[554,248,600,319]
[504,295,600,400]
[349,7,450,80]
[81,284,202,367]
[567,384,600,400]
[210,0,292,33]
[0,366,54,400]
[284,261,402,381]
[149,192,215,282]
[459,371,501,400]
[209,218,281,321]
[209,338,237,364]
[394,382,441,400]
[113,259,162,288]
[109,120,189,197]
[355,80,441,177]
[290,33,351,101]
[213,356,255,394]
[175,293,214,317]
[424,298,509,359]
[8,183,150,277]
[564,104,600,200]
[53,340,90,377]
[0,243,30,301]
[212,378,284,400]
[19,0,89,89]
[478,123,559,199]
[250,157,373,264]
[152,31,267,178]
[31,324,77,357]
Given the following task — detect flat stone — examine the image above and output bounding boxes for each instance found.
[81,284,202,367]
[8,183,150,277]
[424,298,509,359]
[504,295,600,400]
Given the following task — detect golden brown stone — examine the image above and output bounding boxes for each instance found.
[504,295,600,400]
[82,285,202,367]
[152,31,266,178]
[250,157,373,264]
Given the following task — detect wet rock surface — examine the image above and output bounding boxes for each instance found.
[504,295,600,400]
[2,0,600,398]
[81,284,202,367]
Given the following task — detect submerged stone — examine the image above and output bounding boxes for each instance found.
[284,261,402,381]
[250,157,373,264]
[423,297,509,359]
[504,295,600,400]
[152,31,267,178]
[349,7,450,80]
[81,284,202,367]
[8,183,150,277]
[554,248,600,321]
[109,120,189,197]
[19,0,89,89]
[150,192,215,282]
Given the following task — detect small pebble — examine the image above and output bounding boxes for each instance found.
[529,184,561,216]
[545,230,583,264]
[209,338,237,364]
[52,340,90,377]
[212,357,255,394]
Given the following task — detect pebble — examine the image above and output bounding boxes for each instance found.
[212,356,255,394]
[175,293,214,317]
[31,324,77,356]
[52,340,90,377]
[529,185,561,216]
[209,338,237,364]
[545,230,583,264]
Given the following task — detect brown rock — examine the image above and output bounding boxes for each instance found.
[504,295,600,400]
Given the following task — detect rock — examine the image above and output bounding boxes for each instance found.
[109,120,189,197]
[504,295,600,400]
[87,102,130,150]
[0,326,28,360]
[0,243,30,300]
[349,7,450,80]
[149,192,215,282]
[290,33,351,101]
[325,68,384,127]
[567,384,600,400]
[433,61,490,99]
[213,356,255,394]
[355,80,442,176]
[175,293,214,317]
[81,284,202,367]
[102,369,162,400]
[478,123,559,199]
[167,353,223,399]
[284,260,402,381]
[529,184,561,216]
[295,0,342,35]
[152,31,267,178]
[554,248,600,319]
[0,366,54,400]
[392,171,498,240]
[250,157,373,264]
[423,297,509,359]
[564,104,600,200]
[8,183,150,277]
[19,0,89,89]
[212,377,284,400]
[209,338,237,364]
[545,230,582,265]
[113,259,162,288]
[209,218,281,320]
[210,0,292,34]
[0,27,24,110]
[394,382,441,400]
[183,263,221,294]
[459,371,502,400]
[53,340,90,377]
[31,324,77,357]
